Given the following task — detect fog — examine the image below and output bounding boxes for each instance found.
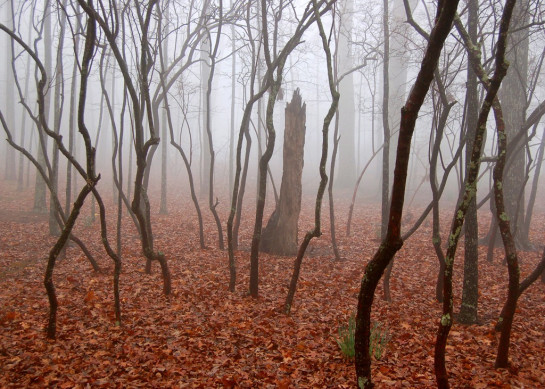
[0,0,544,236]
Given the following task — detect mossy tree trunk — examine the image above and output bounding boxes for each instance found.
[458,0,480,325]
[435,0,516,385]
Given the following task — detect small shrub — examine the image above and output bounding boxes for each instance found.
[369,321,391,360]
[337,314,356,360]
[336,314,391,361]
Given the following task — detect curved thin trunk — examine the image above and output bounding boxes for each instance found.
[354,1,460,386]
[285,0,338,313]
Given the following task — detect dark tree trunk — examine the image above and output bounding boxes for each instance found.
[429,78,454,303]
[327,113,341,261]
[496,245,545,331]
[380,0,392,302]
[261,89,306,256]
[354,1,461,387]
[493,85,521,370]
[249,79,281,297]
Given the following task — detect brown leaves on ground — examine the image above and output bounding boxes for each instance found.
[0,181,544,387]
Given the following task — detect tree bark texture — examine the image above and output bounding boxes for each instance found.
[261,89,306,256]
[498,0,529,247]
[458,0,480,325]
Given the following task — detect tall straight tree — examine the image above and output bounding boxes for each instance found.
[49,0,68,236]
[354,0,461,386]
[159,6,169,215]
[33,0,52,213]
[381,0,416,300]
[499,0,530,247]
[335,0,356,188]
[200,31,211,198]
[458,0,480,325]
[2,0,16,181]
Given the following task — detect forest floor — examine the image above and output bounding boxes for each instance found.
[0,180,544,388]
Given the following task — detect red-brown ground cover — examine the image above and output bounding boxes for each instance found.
[1,180,544,388]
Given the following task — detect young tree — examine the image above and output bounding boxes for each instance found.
[32,0,51,214]
[354,0,461,386]
[203,6,225,250]
[78,0,172,294]
[284,0,338,313]
[435,0,516,385]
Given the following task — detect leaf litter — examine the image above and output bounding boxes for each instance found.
[0,182,544,387]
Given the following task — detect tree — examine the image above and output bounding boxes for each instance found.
[78,0,172,295]
[458,0,480,325]
[261,89,306,255]
[159,6,169,216]
[32,0,52,214]
[335,0,356,188]
[498,0,530,248]
[0,6,123,338]
[203,6,225,250]
[435,0,516,385]
[284,0,338,313]
[2,0,16,182]
[354,0,461,386]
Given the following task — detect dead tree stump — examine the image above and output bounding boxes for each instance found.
[261,89,306,255]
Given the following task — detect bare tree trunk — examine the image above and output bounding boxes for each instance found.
[429,77,455,303]
[498,0,530,248]
[204,15,225,250]
[492,86,521,370]
[65,6,81,216]
[229,0,236,201]
[3,0,16,182]
[232,125,252,251]
[435,1,515,385]
[33,0,52,214]
[159,10,169,215]
[523,125,545,239]
[354,1,460,386]
[458,0,480,325]
[284,2,338,313]
[380,0,392,302]
[336,0,356,188]
[200,34,211,198]
[261,89,306,256]
[249,78,282,297]
[327,113,342,261]
[49,0,68,236]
